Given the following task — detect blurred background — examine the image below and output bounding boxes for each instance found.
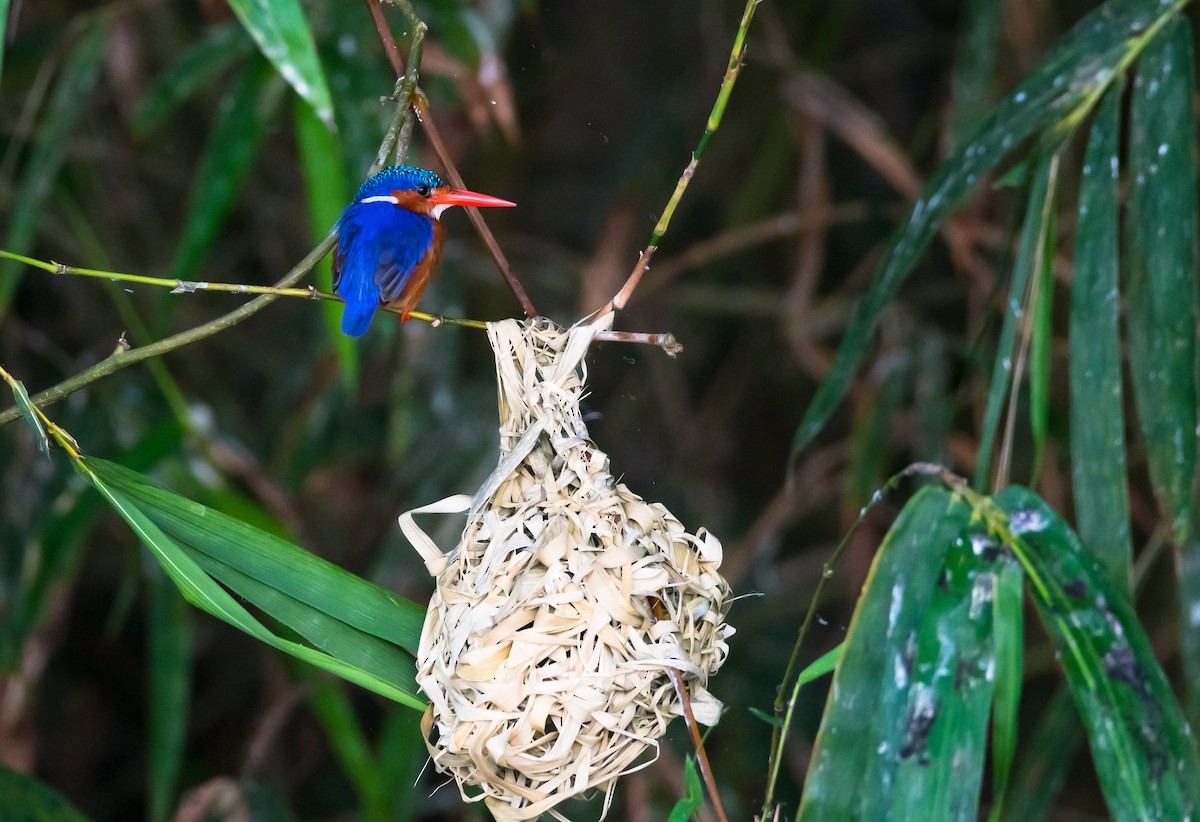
[0,0,1144,819]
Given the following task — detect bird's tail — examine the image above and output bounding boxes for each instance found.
[339,253,380,337]
[341,297,377,337]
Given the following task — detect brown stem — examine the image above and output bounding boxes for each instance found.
[413,93,537,317]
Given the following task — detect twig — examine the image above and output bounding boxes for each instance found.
[0,236,334,427]
[366,1,537,318]
[412,92,537,317]
[597,0,761,318]
[649,597,729,822]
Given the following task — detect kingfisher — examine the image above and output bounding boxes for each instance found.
[332,165,515,336]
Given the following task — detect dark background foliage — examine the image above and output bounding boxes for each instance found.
[0,0,1172,819]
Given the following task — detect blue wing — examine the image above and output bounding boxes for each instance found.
[333,201,435,337]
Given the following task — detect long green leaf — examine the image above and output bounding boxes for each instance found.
[1069,81,1131,592]
[145,561,192,822]
[973,156,1056,489]
[295,98,357,385]
[89,458,426,652]
[1123,16,1200,723]
[130,23,254,137]
[998,688,1082,822]
[3,373,49,457]
[993,486,1200,820]
[191,551,418,696]
[0,21,107,310]
[1125,16,1199,541]
[85,467,423,708]
[789,0,1187,464]
[987,557,1023,820]
[226,0,334,127]
[168,59,285,280]
[888,527,997,819]
[798,487,974,819]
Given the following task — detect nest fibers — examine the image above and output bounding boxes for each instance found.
[400,315,733,821]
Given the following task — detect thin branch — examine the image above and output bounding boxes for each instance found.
[412,92,536,317]
[597,0,762,318]
[365,2,536,317]
[0,236,333,427]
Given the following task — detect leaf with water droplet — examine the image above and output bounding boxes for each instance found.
[226,0,334,127]
[789,0,1184,468]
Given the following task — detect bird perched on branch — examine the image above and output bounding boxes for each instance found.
[333,165,515,336]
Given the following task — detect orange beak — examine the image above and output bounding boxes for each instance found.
[430,188,516,208]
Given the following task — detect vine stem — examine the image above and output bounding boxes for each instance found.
[597,0,761,319]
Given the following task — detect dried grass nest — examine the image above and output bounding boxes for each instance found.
[400,315,734,820]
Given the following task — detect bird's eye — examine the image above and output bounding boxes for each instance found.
[415,183,431,197]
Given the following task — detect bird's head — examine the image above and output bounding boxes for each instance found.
[353,165,515,219]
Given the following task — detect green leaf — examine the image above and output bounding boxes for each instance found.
[994,486,1200,820]
[948,0,999,149]
[294,98,357,385]
[988,558,1024,820]
[89,458,425,652]
[0,0,10,88]
[168,59,285,281]
[1069,80,1131,592]
[192,551,419,697]
[0,763,90,822]
[789,0,1184,465]
[667,756,705,822]
[998,688,1083,822]
[974,156,1057,489]
[84,462,424,709]
[887,521,997,819]
[226,0,334,127]
[1123,16,1200,725]
[798,487,976,819]
[4,374,49,457]
[1124,16,1199,542]
[130,23,255,137]
[0,20,107,310]
[1028,207,1055,483]
[145,561,192,822]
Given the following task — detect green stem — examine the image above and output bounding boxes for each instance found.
[605,0,761,315]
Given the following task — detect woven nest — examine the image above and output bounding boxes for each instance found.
[401,316,733,821]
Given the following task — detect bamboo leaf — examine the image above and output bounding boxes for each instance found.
[89,458,426,653]
[1028,209,1055,483]
[0,21,107,309]
[3,373,50,457]
[887,528,998,819]
[993,486,1200,820]
[789,0,1186,464]
[1124,16,1199,541]
[84,464,424,708]
[974,156,1057,489]
[1070,80,1131,592]
[988,558,1024,820]
[1124,16,1200,724]
[798,487,975,819]
[667,756,705,822]
[295,98,357,385]
[168,59,285,280]
[998,688,1083,822]
[145,562,192,822]
[130,23,254,137]
[226,0,334,126]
